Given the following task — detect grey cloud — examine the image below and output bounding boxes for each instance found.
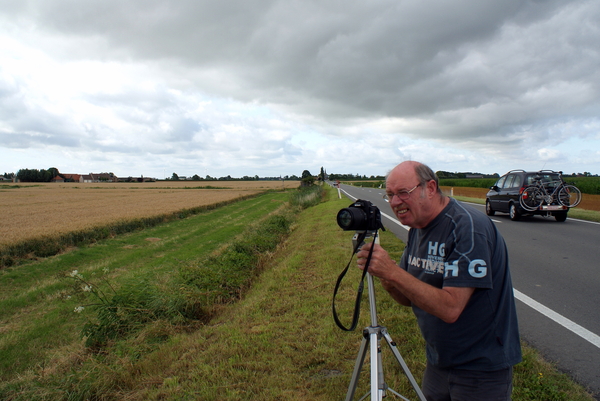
[8,1,599,123]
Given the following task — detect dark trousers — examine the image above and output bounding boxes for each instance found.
[422,362,513,401]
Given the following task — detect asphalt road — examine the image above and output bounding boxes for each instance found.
[334,183,600,399]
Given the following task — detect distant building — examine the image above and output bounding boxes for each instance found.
[51,174,82,183]
[80,173,118,183]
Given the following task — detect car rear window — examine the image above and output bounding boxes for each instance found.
[526,173,562,187]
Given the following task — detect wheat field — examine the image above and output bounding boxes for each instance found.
[0,181,298,247]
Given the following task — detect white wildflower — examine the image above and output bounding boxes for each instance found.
[70,270,79,277]
[74,306,85,313]
[82,285,92,292]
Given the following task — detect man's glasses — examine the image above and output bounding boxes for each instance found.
[383,184,421,201]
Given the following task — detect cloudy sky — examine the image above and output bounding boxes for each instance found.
[1,0,599,179]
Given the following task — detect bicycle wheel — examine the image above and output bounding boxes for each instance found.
[558,185,582,208]
[520,187,543,211]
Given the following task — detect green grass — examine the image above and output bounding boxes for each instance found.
[0,188,595,400]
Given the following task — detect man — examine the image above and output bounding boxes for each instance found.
[357,161,521,401]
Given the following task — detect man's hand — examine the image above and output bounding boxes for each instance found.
[356,242,412,306]
[356,241,474,323]
[356,241,395,279]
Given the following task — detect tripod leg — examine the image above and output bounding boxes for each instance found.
[368,328,383,401]
[381,329,427,401]
[345,332,370,401]
[376,336,386,399]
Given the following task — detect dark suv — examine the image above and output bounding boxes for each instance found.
[486,170,569,222]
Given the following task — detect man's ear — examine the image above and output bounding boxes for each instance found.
[426,180,437,197]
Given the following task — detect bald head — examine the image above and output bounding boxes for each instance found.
[388,161,443,196]
[385,161,447,228]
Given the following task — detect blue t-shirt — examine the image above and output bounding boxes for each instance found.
[399,198,522,370]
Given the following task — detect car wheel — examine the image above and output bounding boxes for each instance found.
[509,203,521,221]
[554,212,567,222]
[485,200,495,216]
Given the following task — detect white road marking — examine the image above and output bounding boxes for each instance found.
[514,289,600,349]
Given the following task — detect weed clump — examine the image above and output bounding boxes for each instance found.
[289,185,326,208]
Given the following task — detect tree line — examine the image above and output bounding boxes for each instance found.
[167,173,302,181]
[12,168,60,182]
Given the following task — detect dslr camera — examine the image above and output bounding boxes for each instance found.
[336,199,385,232]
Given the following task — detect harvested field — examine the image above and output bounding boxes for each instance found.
[0,181,299,247]
[441,186,600,211]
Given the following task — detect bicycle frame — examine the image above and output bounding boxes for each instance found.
[520,176,581,211]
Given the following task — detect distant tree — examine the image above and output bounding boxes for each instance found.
[192,174,201,181]
[48,167,60,178]
[318,167,326,182]
[171,173,180,181]
[436,171,454,178]
[301,169,315,187]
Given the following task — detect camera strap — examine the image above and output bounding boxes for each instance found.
[332,230,378,331]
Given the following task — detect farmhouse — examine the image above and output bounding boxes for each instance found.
[51,174,82,183]
[81,173,118,183]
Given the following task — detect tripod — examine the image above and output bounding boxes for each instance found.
[344,232,427,401]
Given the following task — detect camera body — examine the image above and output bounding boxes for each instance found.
[337,199,385,232]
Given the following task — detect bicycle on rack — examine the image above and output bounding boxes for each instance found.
[519,173,582,211]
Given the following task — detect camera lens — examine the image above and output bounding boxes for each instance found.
[337,208,366,230]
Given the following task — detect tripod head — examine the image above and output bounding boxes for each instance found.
[351,230,379,254]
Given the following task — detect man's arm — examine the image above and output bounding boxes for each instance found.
[357,242,474,324]
[380,278,412,306]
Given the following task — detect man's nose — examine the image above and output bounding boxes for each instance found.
[390,195,403,207]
